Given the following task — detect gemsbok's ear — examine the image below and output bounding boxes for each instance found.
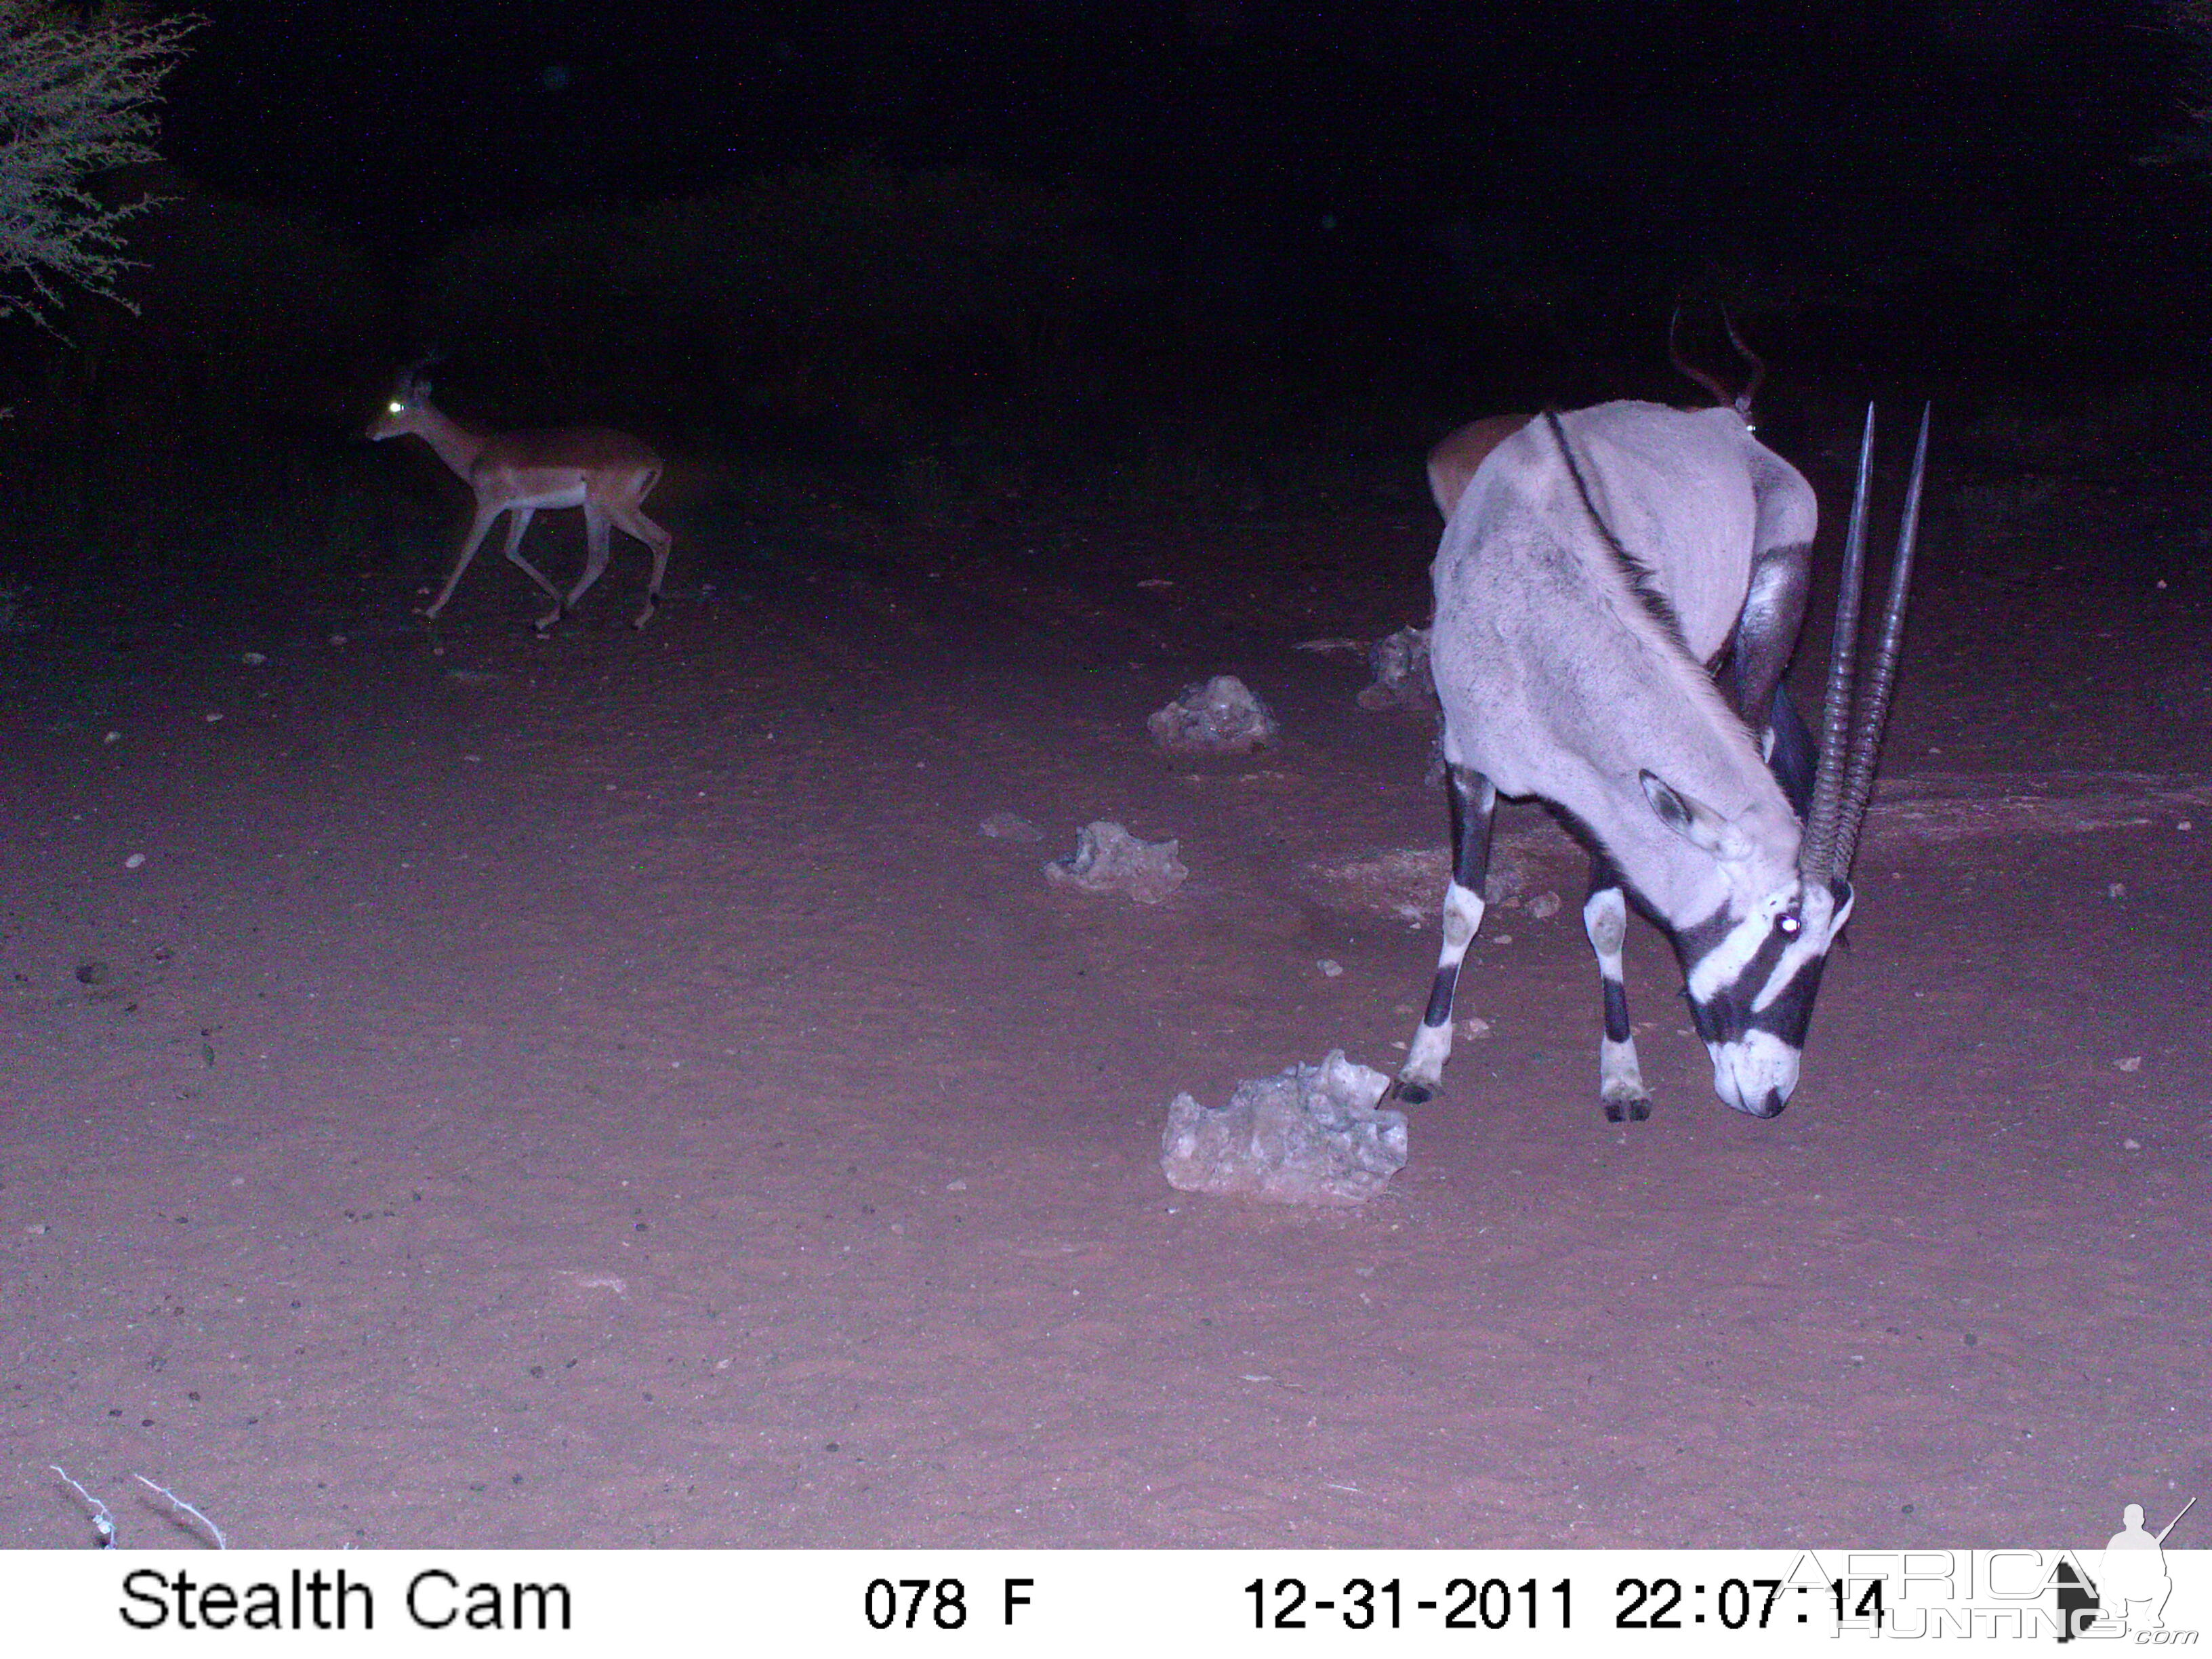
[1640,771,1749,863]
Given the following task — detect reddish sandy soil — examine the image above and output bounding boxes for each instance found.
[3,446,2208,1551]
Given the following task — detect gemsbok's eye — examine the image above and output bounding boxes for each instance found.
[388,401,404,414]
[1777,912,1802,937]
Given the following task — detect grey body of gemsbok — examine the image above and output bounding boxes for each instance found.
[1393,394,1928,1122]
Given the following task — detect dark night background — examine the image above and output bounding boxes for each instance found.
[12,3,2212,1555]
[2,0,2207,581]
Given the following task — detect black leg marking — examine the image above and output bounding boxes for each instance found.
[1422,965,1459,1028]
[1765,682,1817,817]
[1584,852,1652,1124]
[1602,977,1633,1044]
[1448,762,1498,895]
[1391,765,1497,1104]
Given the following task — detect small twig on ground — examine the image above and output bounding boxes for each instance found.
[134,1473,226,1549]
[49,1465,117,1547]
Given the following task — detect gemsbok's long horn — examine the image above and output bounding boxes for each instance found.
[1829,403,1930,878]
[1800,403,1877,878]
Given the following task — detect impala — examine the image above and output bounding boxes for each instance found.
[1422,308,1765,520]
[369,369,674,632]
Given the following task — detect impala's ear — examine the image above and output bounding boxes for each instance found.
[1641,771,1752,863]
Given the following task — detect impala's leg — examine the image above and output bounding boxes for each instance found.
[609,498,674,628]
[496,508,563,603]
[549,501,615,632]
[424,506,506,619]
[1391,765,1496,1105]
[1583,854,1650,1124]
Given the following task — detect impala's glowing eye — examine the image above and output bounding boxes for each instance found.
[388,401,404,413]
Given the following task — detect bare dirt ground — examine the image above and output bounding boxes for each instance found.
[3,443,2208,1551]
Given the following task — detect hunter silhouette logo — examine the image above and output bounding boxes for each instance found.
[2056,1496,2196,1641]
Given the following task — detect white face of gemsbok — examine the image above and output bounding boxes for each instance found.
[1673,870,1857,1118]
[1639,766,1856,1119]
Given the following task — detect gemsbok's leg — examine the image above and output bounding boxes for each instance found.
[1582,853,1651,1123]
[1391,764,1497,1105]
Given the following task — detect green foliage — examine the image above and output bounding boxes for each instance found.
[0,1,199,325]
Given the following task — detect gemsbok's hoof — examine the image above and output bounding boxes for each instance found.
[1603,1093,1652,1125]
[1389,1076,1436,1106]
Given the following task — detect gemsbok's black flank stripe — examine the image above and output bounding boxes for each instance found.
[1542,409,1692,655]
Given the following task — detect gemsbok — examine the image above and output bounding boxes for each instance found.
[1389,398,1927,1122]
[368,369,674,632]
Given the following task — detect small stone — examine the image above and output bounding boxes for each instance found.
[1044,821,1187,905]
[1161,1050,1407,1207]
[123,852,146,869]
[1357,626,1436,711]
[1317,959,1343,978]
[203,712,224,723]
[1460,1016,1491,1039]
[328,633,348,648]
[1148,675,1278,754]
[945,1179,968,1192]
[979,811,1042,842]
[2108,882,2127,900]
[2116,1056,2142,1073]
[103,731,119,744]
[241,651,268,666]
[1490,933,1513,945]
[1527,890,1562,920]
[2123,1139,2142,1151]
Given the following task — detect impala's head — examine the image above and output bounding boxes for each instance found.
[1669,302,1765,422]
[367,361,439,442]
[1654,401,1927,1120]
